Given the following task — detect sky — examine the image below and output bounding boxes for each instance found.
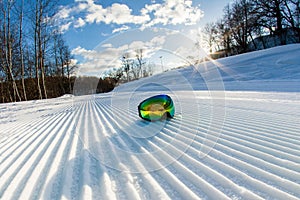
[55,0,233,76]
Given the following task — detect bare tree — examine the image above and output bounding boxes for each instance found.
[135,49,145,78]
[222,4,234,56]
[64,46,76,93]
[228,0,257,53]
[32,0,58,99]
[252,0,286,44]
[18,0,27,100]
[33,0,43,99]
[281,0,300,41]
[1,0,21,102]
[202,22,218,54]
[122,52,132,82]
[53,31,60,76]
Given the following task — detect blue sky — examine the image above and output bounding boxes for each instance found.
[56,0,232,76]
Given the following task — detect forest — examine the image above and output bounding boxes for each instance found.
[0,0,75,103]
[0,0,118,103]
[0,0,299,103]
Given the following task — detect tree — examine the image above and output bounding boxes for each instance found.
[281,0,300,41]
[121,49,147,80]
[64,46,76,93]
[1,0,21,102]
[221,4,234,56]
[134,49,145,79]
[252,0,286,44]
[122,52,132,82]
[32,0,58,99]
[18,0,27,100]
[226,0,258,53]
[202,22,218,54]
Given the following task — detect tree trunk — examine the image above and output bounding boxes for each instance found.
[41,36,47,99]
[19,0,27,101]
[40,55,47,99]
[243,1,248,52]
[1,81,4,103]
[35,0,42,99]
[66,52,72,93]
[275,0,285,45]
[249,33,257,50]
[275,0,283,31]
[6,0,21,102]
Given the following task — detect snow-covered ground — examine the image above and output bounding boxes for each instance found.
[0,44,300,199]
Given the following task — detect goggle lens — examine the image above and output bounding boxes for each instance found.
[138,95,175,121]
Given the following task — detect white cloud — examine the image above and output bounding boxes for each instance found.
[101,43,113,48]
[54,0,203,32]
[60,22,73,32]
[105,4,134,24]
[71,44,127,75]
[74,17,86,28]
[70,58,78,65]
[72,35,166,76]
[83,2,151,25]
[71,46,99,60]
[143,0,203,27]
[112,25,130,33]
[55,6,73,19]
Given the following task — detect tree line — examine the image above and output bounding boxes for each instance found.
[105,49,155,84]
[200,0,300,58]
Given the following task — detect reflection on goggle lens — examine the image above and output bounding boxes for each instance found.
[138,94,175,121]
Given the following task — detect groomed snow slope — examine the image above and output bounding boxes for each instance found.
[1,44,300,200]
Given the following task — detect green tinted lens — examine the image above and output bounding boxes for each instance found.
[138,95,175,121]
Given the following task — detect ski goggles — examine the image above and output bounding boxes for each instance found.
[138,94,175,121]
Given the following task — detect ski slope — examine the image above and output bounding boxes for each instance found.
[0,44,300,200]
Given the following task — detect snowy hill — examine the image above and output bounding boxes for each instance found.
[0,44,300,200]
[117,44,300,92]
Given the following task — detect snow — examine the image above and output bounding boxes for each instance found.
[0,44,300,199]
